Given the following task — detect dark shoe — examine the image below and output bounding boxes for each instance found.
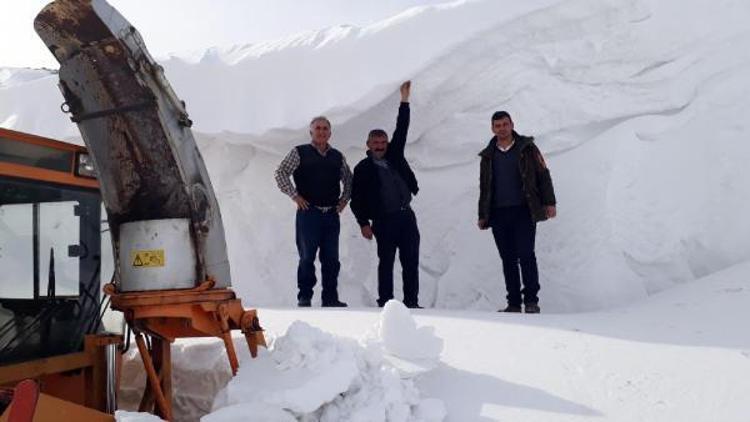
[499,305,522,313]
[405,303,423,309]
[322,300,348,308]
[525,303,541,314]
[377,298,393,307]
[297,298,311,307]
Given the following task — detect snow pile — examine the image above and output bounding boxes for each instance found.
[117,302,444,421]
[3,0,750,312]
[211,322,360,415]
[207,301,445,421]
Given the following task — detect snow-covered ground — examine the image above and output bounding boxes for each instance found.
[3,0,750,420]
[116,263,750,421]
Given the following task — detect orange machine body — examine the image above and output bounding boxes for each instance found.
[0,127,119,420]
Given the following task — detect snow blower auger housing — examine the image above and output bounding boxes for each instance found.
[34,1,265,419]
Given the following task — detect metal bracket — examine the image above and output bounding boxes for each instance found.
[70,101,155,123]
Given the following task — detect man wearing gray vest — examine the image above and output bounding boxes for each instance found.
[275,116,352,307]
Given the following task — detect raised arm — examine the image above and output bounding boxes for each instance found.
[389,81,411,157]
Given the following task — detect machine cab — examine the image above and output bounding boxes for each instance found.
[0,127,103,364]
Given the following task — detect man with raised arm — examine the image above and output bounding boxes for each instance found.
[351,81,422,308]
[275,116,352,307]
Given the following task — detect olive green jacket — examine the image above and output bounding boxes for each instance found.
[478,133,556,223]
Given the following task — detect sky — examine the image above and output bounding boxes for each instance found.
[0,0,451,69]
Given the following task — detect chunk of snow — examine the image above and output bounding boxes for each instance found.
[206,307,445,421]
[114,410,164,422]
[379,300,443,362]
[212,322,360,414]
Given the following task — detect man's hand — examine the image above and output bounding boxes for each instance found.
[400,80,411,102]
[361,225,374,240]
[478,219,489,230]
[336,199,348,214]
[293,195,310,210]
[546,206,557,219]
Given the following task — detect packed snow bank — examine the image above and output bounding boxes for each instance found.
[0,67,54,88]
[0,0,561,138]
[3,0,750,312]
[208,301,445,421]
[158,0,562,135]
[0,68,69,139]
[190,0,750,312]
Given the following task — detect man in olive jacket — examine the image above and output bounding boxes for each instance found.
[351,81,421,308]
[478,111,556,313]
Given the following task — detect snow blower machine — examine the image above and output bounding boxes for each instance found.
[2,0,266,420]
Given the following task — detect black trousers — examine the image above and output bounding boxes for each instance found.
[372,208,420,307]
[490,205,539,306]
[296,208,341,303]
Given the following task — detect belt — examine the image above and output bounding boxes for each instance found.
[314,205,336,213]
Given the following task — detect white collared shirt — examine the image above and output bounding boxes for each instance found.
[496,140,515,152]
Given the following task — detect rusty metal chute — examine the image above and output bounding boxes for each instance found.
[34,0,230,290]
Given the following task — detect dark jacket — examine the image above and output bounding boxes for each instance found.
[478,132,556,223]
[351,103,418,227]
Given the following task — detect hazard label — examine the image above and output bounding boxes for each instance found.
[131,249,165,268]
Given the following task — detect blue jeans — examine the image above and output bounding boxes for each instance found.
[296,208,341,303]
[490,205,539,306]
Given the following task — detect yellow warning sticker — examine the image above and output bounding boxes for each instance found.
[131,249,165,268]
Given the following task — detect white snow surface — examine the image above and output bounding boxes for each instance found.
[117,265,750,421]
